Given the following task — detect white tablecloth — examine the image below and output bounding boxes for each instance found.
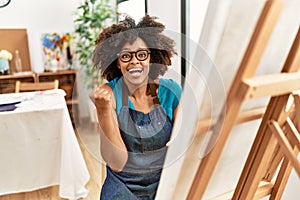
[0,89,90,199]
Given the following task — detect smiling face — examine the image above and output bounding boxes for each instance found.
[117,37,151,87]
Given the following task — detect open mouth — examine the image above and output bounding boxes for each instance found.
[128,67,143,75]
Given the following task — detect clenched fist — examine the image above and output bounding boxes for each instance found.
[89,84,113,113]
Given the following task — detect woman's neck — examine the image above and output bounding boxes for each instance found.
[124,77,149,100]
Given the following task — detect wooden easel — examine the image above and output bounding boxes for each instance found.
[186,0,300,199]
[232,27,300,200]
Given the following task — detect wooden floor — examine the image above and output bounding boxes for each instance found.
[0,122,103,200]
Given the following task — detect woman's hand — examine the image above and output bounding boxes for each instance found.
[89,84,113,113]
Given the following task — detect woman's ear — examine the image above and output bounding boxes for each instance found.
[117,60,121,69]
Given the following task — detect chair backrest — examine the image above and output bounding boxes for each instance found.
[15,80,59,93]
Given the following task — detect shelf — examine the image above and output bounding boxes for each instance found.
[0,74,35,93]
[0,69,80,125]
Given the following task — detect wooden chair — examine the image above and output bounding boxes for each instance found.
[15,80,59,93]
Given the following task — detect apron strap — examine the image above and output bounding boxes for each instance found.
[122,78,129,107]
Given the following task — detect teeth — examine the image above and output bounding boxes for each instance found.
[128,68,143,74]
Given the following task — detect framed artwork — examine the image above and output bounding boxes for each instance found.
[41,33,74,72]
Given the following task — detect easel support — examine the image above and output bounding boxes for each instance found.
[187,1,284,199]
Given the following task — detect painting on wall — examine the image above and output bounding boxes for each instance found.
[41,33,74,72]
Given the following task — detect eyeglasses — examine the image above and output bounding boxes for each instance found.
[117,49,151,62]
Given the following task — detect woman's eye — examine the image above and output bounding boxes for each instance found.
[121,53,131,59]
[137,52,146,58]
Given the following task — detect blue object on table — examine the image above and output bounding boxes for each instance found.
[0,58,10,75]
[0,101,21,112]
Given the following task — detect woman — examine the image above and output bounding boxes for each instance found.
[91,15,182,200]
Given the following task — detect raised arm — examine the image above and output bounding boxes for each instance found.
[90,83,128,172]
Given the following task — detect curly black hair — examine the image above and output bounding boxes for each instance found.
[92,15,177,81]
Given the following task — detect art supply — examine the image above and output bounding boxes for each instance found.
[15,50,22,72]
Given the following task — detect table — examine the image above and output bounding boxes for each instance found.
[0,89,90,199]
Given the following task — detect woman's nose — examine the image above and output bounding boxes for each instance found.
[130,53,139,64]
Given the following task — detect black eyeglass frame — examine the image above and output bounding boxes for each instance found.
[117,49,151,63]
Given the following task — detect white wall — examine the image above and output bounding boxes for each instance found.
[148,0,182,83]
[117,0,145,21]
